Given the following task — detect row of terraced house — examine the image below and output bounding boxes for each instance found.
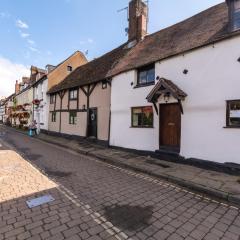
[1,0,240,166]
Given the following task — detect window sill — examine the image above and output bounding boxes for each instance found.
[134,82,155,89]
[223,126,240,129]
[130,126,154,129]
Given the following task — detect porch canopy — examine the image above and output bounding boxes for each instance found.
[146,77,187,114]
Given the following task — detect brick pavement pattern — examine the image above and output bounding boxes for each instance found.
[0,126,240,240]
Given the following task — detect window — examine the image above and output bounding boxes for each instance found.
[69,89,78,100]
[226,100,240,127]
[51,112,56,122]
[137,64,155,86]
[131,106,153,128]
[50,94,55,104]
[69,111,77,125]
[67,66,73,72]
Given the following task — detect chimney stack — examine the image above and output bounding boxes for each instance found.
[15,80,20,94]
[128,0,148,42]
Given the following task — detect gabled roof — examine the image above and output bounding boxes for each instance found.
[32,74,48,87]
[48,44,130,94]
[107,2,240,77]
[146,78,187,103]
[47,51,87,78]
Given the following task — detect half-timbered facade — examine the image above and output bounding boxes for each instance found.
[32,52,87,133]
[47,45,130,144]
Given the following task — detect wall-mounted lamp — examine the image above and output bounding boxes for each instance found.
[183,69,189,75]
[164,93,170,103]
[82,104,86,110]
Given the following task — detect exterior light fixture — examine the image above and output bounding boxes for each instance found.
[164,93,170,103]
[83,105,86,110]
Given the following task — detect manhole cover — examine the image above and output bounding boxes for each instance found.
[104,205,153,231]
[26,195,55,208]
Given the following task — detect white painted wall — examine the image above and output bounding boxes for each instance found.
[33,78,49,130]
[110,35,240,164]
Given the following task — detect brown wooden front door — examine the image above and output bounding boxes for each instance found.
[160,103,181,150]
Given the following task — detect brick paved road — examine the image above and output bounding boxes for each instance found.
[0,125,240,240]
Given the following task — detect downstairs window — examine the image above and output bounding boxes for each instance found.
[131,106,153,128]
[69,111,77,125]
[226,100,240,127]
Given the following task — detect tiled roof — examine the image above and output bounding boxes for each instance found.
[107,2,240,77]
[48,45,130,93]
[146,78,187,103]
[48,2,240,93]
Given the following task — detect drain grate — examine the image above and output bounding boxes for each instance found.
[26,195,55,208]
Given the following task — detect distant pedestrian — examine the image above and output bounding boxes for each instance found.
[29,120,37,136]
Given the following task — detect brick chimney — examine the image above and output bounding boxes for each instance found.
[15,80,20,94]
[226,0,240,31]
[128,0,148,42]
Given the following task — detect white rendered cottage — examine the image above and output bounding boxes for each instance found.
[32,74,49,132]
[109,0,240,164]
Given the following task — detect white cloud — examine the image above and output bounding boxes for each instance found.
[20,32,30,38]
[0,57,29,97]
[16,19,29,29]
[80,38,94,45]
[27,39,35,45]
[29,46,40,53]
[88,38,94,43]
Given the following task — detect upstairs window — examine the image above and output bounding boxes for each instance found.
[50,94,55,104]
[69,89,78,100]
[69,111,77,125]
[131,106,153,128]
[137,64,155,87]
[67,66,73,72]
[226,100,240,127]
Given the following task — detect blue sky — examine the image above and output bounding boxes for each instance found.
[0,0,223,96]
